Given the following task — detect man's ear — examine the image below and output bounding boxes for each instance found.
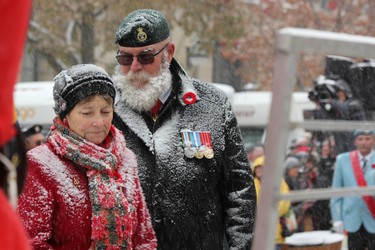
[166,43,175,63]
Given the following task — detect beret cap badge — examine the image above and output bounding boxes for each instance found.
[136,27,147,42]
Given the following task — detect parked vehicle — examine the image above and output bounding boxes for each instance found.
[14,81,315,147]
[232,90,316,146]
[14,81,55,129]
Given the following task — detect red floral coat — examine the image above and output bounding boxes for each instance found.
[17,131,156,250]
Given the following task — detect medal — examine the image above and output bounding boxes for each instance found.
[184,147,195,158]
[181,130,196,158]
[204,148,214,159]
[194,150,204,159]
[199,145,207,152]
[193,131,205,159]
[201,131,214,159]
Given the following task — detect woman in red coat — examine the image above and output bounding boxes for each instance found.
[17,64,157,250]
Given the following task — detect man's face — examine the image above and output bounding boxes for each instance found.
[26,133,45,151]
[113,41,174,113]
[355,134,375,156]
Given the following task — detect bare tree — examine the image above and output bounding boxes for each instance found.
[26,0,375,90]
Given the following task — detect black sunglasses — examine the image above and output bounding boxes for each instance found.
[116,43,169,66]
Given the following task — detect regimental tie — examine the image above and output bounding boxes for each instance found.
[362,158,368,172]
[150,99,162,121]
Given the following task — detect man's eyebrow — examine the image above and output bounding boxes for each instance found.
[141,47,154,53]
[118,47,154,54]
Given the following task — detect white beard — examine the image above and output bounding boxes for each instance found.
[113,61,172,112]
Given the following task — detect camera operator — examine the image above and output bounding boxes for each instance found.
[309,75,366,156]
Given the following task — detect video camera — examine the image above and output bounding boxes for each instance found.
[309,55,355,104]
[308,75,339,103]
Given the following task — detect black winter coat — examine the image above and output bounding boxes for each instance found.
[113,59,256,250]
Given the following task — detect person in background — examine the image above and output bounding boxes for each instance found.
[245,143,255,164]
[283,156,314,232]
[311,78,366,156]
[288,136,311,156]
[245,143,264,165]
[331,130,375,250]
[252,156,291,250]
[112,9,256,250]
[22,124,45,151]
[318,139,336,185]
[17,64,156,249]
[0,0,32,249]
[252,143,265,163]
[295,151,332,231]
[284,156,304,192]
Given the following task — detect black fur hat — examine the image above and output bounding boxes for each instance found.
[53,64,115,119]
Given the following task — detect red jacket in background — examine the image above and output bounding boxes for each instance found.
[0,190,31,250]
[0,0,31,146]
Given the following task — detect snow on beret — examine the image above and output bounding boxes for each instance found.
[53,64,115,119]
[353,130,375,137]
[115,9,170,47]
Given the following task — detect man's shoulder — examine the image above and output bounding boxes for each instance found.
[190,80,228,104]
[171,58,228,103]
[336,151,351,162]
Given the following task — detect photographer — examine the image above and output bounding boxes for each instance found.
[309,75,366,156]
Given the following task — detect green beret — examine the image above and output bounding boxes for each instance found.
[353,130,375,137]
[115,9,170,47]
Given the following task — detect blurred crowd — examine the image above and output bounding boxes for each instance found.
[246,132,336,236]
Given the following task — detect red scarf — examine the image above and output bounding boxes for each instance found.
[48,117,132,248]
[350,150,375,218]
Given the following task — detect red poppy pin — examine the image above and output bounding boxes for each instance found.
[183,91,197,105]
[372,164,375,169]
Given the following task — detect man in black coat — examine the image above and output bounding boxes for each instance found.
[311,77,366,156]
[112,9,256,250]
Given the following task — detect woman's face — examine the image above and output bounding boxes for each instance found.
[254,166,263,179]
[287,167,300,178]
[66,95,113,145]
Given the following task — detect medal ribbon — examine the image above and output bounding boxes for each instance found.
[181,130,193,147]
[189,131,196,148]
[194,131,202,149]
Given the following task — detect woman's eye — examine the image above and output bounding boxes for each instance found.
[102,109,112,115]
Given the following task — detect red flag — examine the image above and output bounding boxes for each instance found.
[0,0,32,146]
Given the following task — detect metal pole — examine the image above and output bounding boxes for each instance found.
[252,43,297,250]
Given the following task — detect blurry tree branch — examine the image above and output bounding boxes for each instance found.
[27,0,375,90]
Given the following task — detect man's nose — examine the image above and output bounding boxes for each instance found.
[130,56,143,72]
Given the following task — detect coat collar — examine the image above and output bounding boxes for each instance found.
[115,104,154,151]
[170,58,200,107]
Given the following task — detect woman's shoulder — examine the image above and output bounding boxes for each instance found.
[27,144,72,178]
[28,144,59,166]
